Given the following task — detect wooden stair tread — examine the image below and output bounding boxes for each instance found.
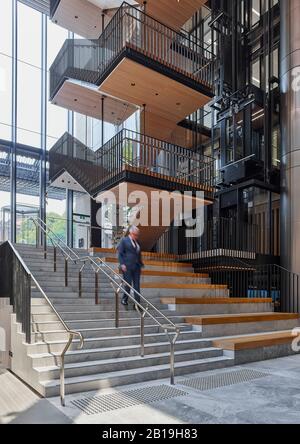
[185,312,300,326]
[116,270,209,278]
[141,283,227,289]
[90,248,178,260]
[102,257,192,267]
[212,331,300,351]
[161,297,273,305]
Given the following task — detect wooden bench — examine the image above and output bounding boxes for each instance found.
[212,331,300,351]
[161,297,273,305]
[184,313,300,326]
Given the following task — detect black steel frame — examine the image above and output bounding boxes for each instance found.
[0,241,31,343]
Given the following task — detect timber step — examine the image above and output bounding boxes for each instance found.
[121,270,209,278]
[142,283,227,289]
[102,257,192,268]
[161,298,273,305]
[185,313,300,326]
[91,248,178,261]
[212,330,300,351]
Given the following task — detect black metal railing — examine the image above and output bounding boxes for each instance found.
[49,132,99,194]
[155,218,260,259]
[0,241,31,343]
[49,130,216,196]
[50,2,215,99]
[195,256,300,314]
[96,129,216,191]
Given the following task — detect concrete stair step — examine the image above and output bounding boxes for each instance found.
[163,297,274,315]
[32,291,114,298]
[41,356,234,397]
[35,347,225,381]
[28,338,214,366]
[60,310,184,320]
[32,324,191,341]
[32,315,186,330]
[26,330,204,353]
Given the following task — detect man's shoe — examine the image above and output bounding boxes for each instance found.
[121,299,128,306]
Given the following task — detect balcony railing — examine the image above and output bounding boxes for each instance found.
[50,2,215,99]
[49,133,100,194]
[155,217,261,259]
[49,130,216,197]
[95,129,215,192]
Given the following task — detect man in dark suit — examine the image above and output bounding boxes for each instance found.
[118,226,144,309]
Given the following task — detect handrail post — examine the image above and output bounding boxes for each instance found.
[65,258,68,287]
[115,288,120,328]
[53,246,57,272]
[43,235,47,260]
[140,306,148,358]
[35,223,39,249]
[79,269,82,298]
[95,270,99,305]
[168,328,180,386]
[60,334,73,407]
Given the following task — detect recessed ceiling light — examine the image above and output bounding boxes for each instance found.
[131,83,136,87]
[75,15,78,19]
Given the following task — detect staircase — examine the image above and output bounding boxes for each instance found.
[9,244,300,399]
[11,244,233,397]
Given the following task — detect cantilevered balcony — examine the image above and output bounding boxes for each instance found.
[50,129,215,250]
[49,129,216,200]
[50,2,215,129]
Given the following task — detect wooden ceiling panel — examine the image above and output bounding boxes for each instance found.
[97,182,211,250]
[141,111,210,147]
[136,0,207,31]
[99,58,210,125]
[52,0,103,38]
[52,80,137,124]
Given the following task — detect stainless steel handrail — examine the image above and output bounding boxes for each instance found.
[30,217,181,385]
[8,240,84,407]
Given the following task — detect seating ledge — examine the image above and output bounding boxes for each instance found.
[213,331,300,351]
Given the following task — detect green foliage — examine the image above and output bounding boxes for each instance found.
[16,213,67,245]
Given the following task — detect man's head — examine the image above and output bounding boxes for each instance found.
[129,225,140,241]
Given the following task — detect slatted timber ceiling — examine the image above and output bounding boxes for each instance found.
[52,0,136,37]
[98,182,211,250]
[141,111,210,148]
[99,58,211,125]
[18,0,50,15]
[52,0,104,38]
[52,81,137,125]
[136,0,207,31]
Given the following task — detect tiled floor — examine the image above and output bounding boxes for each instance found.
[2,355,300,424]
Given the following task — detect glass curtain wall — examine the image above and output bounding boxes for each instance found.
[0,1,70,243]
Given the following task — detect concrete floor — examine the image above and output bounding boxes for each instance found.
[1,355,300,424]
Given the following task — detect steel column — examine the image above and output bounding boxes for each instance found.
[280,0,300,274]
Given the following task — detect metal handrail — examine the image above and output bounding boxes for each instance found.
[30,217,181,385]
[7,240,84,407]
[31,218,178,329]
